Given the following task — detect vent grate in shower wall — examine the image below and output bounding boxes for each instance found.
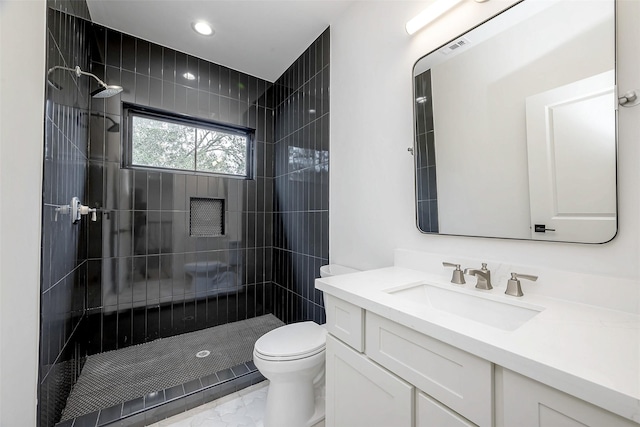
[190,197,225,237]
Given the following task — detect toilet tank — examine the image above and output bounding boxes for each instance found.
[319,264,359,278]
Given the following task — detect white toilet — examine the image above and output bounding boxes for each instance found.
[253,264,359,427]
[254,322,327,427]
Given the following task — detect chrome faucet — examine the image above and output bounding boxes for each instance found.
[464,263,493,290]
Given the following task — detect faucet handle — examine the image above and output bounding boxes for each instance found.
[513,273,537,282]
[505,272,538,297]
[442,262,465,285]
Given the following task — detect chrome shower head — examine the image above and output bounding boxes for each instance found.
[47,65,124,98]
[89,113,120,133]
[105,117,120,133]
[91,85,124,98]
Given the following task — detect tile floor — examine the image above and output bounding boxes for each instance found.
[149,382,326,427]
[60,315,283,422]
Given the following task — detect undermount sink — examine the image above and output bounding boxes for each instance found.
[387,283,544,331]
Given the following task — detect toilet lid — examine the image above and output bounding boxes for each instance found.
[254,322,326,360]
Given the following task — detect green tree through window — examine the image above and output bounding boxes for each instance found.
[127,107,251,177]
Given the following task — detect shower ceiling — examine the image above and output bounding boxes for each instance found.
[86,0,354,82]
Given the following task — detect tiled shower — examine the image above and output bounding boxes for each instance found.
[39,1,330,426]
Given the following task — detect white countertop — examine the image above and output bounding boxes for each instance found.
[316,267,640,424]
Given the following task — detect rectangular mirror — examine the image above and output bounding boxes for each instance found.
[413,0,617,243]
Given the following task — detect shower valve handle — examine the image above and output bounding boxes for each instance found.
[71,197,98,223]
[79,205,97,221]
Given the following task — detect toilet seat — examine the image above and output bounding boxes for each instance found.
[254,322,326,361]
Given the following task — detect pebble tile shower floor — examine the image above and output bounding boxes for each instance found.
[60,314,284,421]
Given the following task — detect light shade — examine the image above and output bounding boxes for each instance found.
[406,0,465,35]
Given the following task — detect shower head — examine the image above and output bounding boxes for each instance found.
[105,117,120,133]
[89,112,120,133]
[47,65,124,98]
[91,85,124,98]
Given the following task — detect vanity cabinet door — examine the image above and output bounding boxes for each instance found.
[366,312,493,427]
[325,335,413,427]
[417,392,478,427]
[502,369,638,427]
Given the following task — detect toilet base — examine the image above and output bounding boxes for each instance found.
[264,380,325,427]
[306,383,326,427]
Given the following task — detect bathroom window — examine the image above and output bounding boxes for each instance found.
[123,104,253,178]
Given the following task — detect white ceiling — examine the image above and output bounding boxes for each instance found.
[86,0,354,82]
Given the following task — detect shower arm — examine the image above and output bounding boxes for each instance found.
[47,65,109,90]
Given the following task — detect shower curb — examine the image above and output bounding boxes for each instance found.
[54,361,264,427]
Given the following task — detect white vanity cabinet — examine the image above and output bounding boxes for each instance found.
[501,369,638,427]
[324,296,488,427]
[323,294,639,427]
[325,335,413,427]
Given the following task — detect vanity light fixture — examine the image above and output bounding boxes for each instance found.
[192,20,214,36]
[406,0,489,35]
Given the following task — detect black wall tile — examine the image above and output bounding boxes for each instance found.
[136,39,150,76]
[149,44,163,79]
[121,34,136,72]
[162,48,176,83]
[40,8,91,427]
[106,29,121,68]
[270,28,330,325]
[415,69,439,232]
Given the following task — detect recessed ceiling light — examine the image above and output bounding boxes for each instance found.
[183,72,196,80]
[192,21,214,36]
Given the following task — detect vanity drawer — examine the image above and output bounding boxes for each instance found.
[324,294,364,352]
[417,392,478,427]
[366,312,493,427]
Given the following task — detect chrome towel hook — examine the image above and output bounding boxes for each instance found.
[618,89,640,107]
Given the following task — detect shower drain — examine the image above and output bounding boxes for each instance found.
[196,350,211,358]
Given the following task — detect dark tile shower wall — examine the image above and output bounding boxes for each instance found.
[414,70,439,233]
[40,6,92,427]
[271,29,330,324]
[83,24,276,354]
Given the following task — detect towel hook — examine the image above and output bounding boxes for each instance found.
[618,89,640,107]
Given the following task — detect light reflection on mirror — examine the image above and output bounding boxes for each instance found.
[412,0,616,243]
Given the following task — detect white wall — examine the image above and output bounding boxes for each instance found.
[0,1,46,425]
[330,0,640,284]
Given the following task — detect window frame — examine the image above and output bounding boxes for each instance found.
[122,103,254,179]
